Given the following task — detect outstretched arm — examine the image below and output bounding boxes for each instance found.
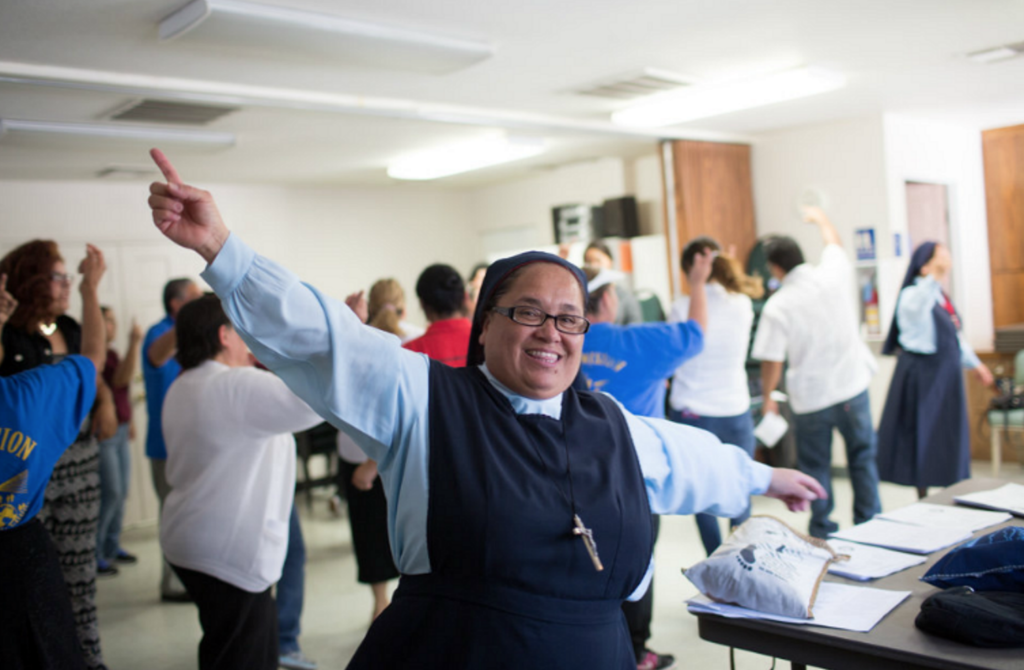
[79,244,107,372]
[145,149,428,462]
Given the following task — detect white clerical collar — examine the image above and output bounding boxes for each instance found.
[478,363,563,420]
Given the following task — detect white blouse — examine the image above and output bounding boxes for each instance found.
[668,283,754,417]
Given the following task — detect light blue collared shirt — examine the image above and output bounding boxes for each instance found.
[896,277,980,369]
[202,233,773,597]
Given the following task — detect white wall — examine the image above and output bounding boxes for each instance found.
[882,114,993,351]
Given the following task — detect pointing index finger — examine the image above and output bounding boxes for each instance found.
[150,148,182,185]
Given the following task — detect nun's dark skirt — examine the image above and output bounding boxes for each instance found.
[877,306,970,488]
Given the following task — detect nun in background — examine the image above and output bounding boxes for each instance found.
[876,242,994,499]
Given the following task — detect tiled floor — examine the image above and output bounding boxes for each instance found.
[97,461,1024,669]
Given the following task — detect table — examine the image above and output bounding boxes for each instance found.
[694,478,1024,670]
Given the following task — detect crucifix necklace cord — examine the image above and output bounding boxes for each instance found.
[527,423,604,572]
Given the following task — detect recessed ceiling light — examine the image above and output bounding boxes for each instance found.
[387,136,546,180]
[611,66,846,128]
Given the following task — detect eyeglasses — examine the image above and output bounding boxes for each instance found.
[492,305,590,335]
[50,272,74,285]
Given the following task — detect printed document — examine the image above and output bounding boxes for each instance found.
[877,502,1011,532]
[829,519,971,554]
[826,540,926,581]
[954,483,1024,517]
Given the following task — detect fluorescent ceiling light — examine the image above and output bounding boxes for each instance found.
[388,136,546,180]
[611,67,846,128]
[0,118,235,148]
[967,46,1020,64]
[160,0,493,75]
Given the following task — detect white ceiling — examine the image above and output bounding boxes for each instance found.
[1,0,1023,186]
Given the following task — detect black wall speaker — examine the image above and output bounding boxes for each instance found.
[601,196,640,238]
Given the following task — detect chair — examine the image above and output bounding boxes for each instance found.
[986,349,1024,476]
[294,421,339,510]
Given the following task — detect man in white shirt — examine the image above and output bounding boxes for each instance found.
[752,207,881,539]
[161,294,322,670]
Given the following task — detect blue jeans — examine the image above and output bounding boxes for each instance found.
[668,408,756,555]
[97,422,131,562]
[276,504,305,655]
[792,389,881,538]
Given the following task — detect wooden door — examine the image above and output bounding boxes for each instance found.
[983,124,1024,328]
[661,139,757,296]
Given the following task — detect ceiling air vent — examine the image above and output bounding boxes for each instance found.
[97,165,162,180]
[106,99,239,125]
[573,69,695,101]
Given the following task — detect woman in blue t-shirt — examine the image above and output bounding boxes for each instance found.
[0,247,107,669]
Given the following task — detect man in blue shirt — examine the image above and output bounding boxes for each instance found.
[579,256,711,670]
[143,277,201,601]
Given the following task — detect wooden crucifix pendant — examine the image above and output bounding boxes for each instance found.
[573,513,604,572]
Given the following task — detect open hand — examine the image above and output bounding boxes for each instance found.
[78,244,106,294]
[0,274,18,327]
[148,148,229,263]
[687,248,715,285]
[766,468,827,512]
[345,290,369,324]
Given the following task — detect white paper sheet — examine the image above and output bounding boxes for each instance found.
[754,411,788,448]
[687,582,910,633]
[954,483,1024,517]
[826,540,926,581]
[877,502,1011,532]
[829,519,971,554]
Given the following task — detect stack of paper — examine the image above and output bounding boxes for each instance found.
[826,541,926,581]
[877,502,1011,532]
[687,582,910,633]
[829,519,971,554]
[954,483,1024,517]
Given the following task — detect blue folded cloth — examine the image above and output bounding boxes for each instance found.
[921,526,1024,592]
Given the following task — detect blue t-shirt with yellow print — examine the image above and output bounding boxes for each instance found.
[0,356,96,530]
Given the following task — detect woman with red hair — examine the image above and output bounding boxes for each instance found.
[0,239,113,670]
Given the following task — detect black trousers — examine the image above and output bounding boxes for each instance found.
[0,518,86,670]
[171,564,278,670]
[622,514,661,661]
[338,459,400,585]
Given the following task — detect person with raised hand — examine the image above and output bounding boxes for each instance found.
[147,148,825,670]
[0,242,109,669]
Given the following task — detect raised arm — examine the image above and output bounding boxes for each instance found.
[686,248,713,333]
[803,205,841,247]
[79,244,107,372]
[145,149,427,462]
[0,273,18,366]
[146,326,177,367]
[112,320,143,388]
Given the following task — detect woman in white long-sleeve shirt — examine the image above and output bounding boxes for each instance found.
[146,148,826,670]
[161,294,322,670]
[877,242,993,499]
